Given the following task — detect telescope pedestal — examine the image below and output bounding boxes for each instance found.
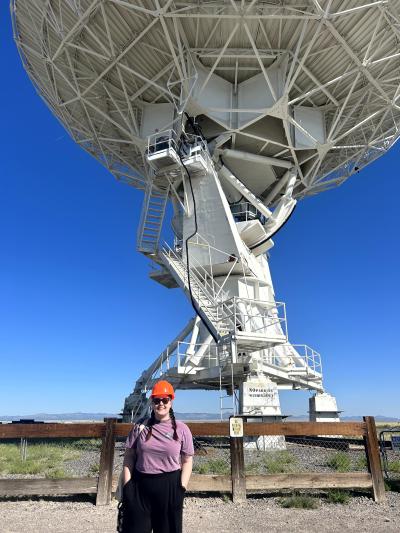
[309,392,341,423]
[125,140,334,427]
[240,376,286,450]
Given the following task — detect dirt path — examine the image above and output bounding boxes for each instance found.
[0,493,399,533]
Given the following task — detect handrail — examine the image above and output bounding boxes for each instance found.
[163,243,230,305]
[261,343,323,377]
[162,243,289,338]
[216,297,287,337]
[162,236,289,340]
[147,129,178,151]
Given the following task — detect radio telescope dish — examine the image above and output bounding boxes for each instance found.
[12,1,400,195]
[12,1,400,424]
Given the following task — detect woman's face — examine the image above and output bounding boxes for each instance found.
[152,396,172,419]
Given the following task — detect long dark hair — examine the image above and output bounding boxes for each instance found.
[145,405,179,441]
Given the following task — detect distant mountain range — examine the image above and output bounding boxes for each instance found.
[0,412,399,422]
[0,412,222,422]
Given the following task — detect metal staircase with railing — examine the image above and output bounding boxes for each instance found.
[160,243,288,352]
[160,244,234,341]
[137,181,169,255]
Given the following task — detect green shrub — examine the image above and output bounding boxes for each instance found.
[25,443,79,462]
[388,460,400,473]
[8,460,43,475]
[355,455,367,470]
[326,489,350,504]
[279,495,319,509]
[194,459,229,475]
[325,452,351,472]
[45,468,66,479]
[245,461,261,474]
[89,463,100,475]
[263,451,297,474]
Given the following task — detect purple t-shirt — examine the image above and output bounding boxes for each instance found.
[125,419,194,474]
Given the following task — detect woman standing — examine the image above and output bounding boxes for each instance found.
[119,380,194,533]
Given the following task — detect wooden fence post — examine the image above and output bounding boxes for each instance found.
[363,416,386,503]
[96,417,117,506]
[230,435,246,503]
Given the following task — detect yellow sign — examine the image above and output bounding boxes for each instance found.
[229,417,243,438]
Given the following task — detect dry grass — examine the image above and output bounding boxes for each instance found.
[0,443,80,477]
[279,494,319,509]
[326,490,351,504]
[325,452,351,472]
[262,451,297,474]
[193,458,230,475]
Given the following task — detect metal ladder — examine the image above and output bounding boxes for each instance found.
[160,246,234,340]
[219,357,237,420]
[137,181,169,255]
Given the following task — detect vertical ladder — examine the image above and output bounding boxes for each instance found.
[219,363,236,420]
[137,182,169,255]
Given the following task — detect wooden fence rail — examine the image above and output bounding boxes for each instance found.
[0,416,385,504]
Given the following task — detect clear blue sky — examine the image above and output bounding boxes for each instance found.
[1,5,399,418]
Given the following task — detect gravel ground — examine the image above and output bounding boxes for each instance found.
[191,442,368,475]
[63,451,102,478]
[0,492,399,533]
[0,440,386,479]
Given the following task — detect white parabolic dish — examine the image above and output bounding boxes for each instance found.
[11,1,400,204]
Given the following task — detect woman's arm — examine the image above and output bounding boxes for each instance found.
[180,454,193,489]
[122,448,136,485]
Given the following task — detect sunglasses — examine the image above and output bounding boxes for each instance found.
[152,397,171,405]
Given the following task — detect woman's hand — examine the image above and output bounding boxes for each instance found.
[180,454,193,491]
[122,448,136,486]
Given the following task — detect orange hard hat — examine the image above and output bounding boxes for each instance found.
[151,380,175,399]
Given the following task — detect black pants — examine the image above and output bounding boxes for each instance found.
[119,469,184,533]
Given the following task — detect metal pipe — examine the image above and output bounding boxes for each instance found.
[218,165,273,218]
[221,148,293,169]
[262,170,291,206]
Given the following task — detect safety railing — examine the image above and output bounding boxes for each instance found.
[180,134,208,155]
[230,201,267,224]
[163,242,288,344]
[162,243,234,332]
[176,341,219,368]
[147,129,178,155]
[146,129,181,171]
[262,344,322,377]
[215,297,287,340]
[291,344,322,376]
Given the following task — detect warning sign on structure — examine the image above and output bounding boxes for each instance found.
[229,417,243,438]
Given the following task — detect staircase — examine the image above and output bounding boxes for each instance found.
[160,246,234,341]
[137,181,169,255]
[160,244,289,352]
